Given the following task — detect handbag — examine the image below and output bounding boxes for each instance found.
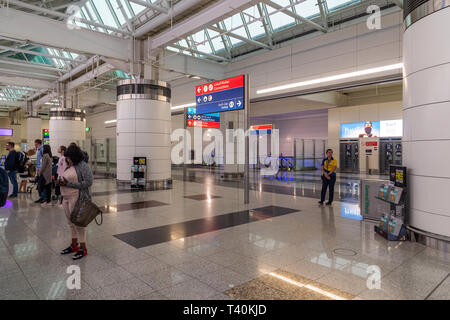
[69,165,103,227]
[70,198,103,227]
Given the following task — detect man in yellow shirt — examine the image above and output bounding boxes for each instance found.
[319,149,338,205]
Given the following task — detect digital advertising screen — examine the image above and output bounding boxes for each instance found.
[195,75,245,115]
[0,128,13,136]
[340,121,380,139]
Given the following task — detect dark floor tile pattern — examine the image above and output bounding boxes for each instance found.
[114,205,300,248]
[183,194,222,201]
[102,200,168,213]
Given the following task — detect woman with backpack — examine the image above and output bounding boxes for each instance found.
[57,144,93,260]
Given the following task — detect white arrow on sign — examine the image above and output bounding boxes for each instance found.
[237,100,242,107]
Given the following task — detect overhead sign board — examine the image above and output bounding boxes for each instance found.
[195,75,245,115]
[186,107,220,128]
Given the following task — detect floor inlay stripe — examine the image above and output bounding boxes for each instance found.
[113,205,300,248]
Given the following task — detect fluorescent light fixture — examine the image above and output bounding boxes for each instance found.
[256,63,403,95]
[104,119,117,124]
[268,272,347,300]
[171,102,196,111]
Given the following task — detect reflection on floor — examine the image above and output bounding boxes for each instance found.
[226,269,355,300]
[0,168,449,300]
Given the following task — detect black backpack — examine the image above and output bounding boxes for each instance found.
[17,152,28,173]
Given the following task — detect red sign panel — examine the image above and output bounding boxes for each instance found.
[196,75,244,96]
[187,120,220,128]
[366,141,378,147]
[250,124,273,130]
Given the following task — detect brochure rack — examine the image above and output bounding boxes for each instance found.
[374,166,408,241]
[131,157,147,190]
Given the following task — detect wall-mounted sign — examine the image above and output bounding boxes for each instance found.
[195,75,245,115]
[380,120,402,137]
[0,128,13,136]
[340,120,403,139]
[250,124,273,134]
[186,107,220,128]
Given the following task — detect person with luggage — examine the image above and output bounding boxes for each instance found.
[5,142,19,198]
[0,166,9,207]
[39,144,53,206]
[18,151,31,193]
[318,149,338,206]
[58,144,93,260]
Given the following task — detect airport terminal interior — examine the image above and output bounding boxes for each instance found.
[0,0,449,301]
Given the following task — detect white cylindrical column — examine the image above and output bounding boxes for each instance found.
[26,117,42,150]
[116,79,172,189]
[49,108,86,152]
[403,1,450,238]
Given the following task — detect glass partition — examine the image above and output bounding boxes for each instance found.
[294,138,327,171]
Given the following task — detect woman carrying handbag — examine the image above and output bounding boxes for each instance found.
[57,144,94,260]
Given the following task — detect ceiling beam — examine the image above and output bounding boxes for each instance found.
[0,75,54,90]
[208,25,271,50]
[262,0,327,33]
[6,0,132,36]
[0,7,131,61]
[169,44,229,62]
[147,0,256,49]
[0,100,26,108]
[0,67,59,79]
[128,0,169,14]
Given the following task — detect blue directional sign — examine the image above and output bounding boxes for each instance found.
[195,75,245,115]
[186,107,220,128]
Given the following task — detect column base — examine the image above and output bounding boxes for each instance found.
[408,225,450,253]
[116,178,173,191]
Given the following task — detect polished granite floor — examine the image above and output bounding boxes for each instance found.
[0,169,449,300]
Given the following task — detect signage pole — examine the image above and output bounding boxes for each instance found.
[244,75,250,204]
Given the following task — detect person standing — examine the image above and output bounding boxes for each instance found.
[318,149,338,206]
[5,142,19,198]
[40,144,53,206]
[58,145,93,260]
[0,166,9,206]
[34,139,46,203]
[55,146,67,205]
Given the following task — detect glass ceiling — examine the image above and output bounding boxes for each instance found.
[165,0,361,59]
[0,0,372,106]
[66,0,362,60]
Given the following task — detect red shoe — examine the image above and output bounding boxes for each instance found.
[72,249,87,260]
[60,245,80,255]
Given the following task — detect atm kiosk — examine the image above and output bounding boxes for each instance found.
[339,140,359,173]
[380,138,402,174]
